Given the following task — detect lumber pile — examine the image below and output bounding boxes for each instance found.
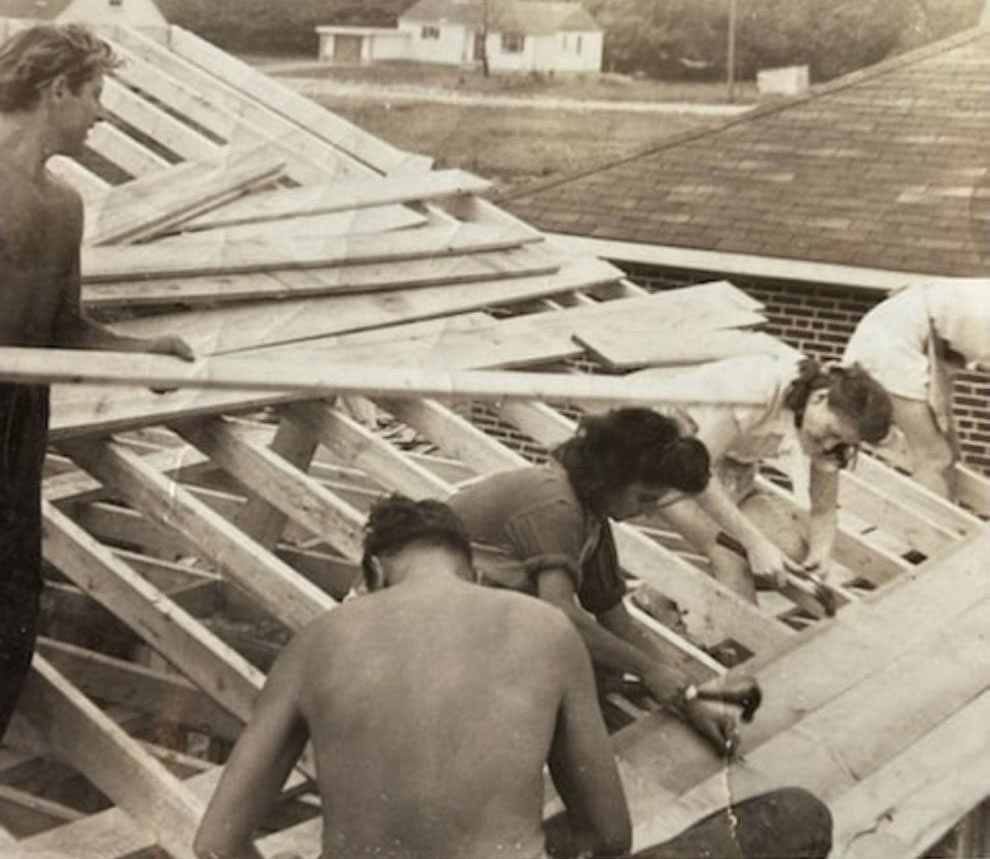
[0,18,987,859]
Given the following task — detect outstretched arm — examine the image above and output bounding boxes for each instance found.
[803,464,839,570]
[548,619,631,858]
[539,573,737,754]
[194,635,311,859]
[695,478,802,587]
[51,190,194,360]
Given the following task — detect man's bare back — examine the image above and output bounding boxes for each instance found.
[304,578,575,858]
[195,496,630,859]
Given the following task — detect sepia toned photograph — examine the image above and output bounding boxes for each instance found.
[1,0,988,856]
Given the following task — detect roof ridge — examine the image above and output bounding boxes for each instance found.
[497,23,989,204]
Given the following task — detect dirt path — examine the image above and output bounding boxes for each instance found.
[280,76,754,117]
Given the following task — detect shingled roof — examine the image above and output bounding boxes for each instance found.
[503,26,990,277]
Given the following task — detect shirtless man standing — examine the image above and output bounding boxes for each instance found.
[194,495,631,859]
[0,23,193,737]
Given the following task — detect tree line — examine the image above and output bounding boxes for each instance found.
[160,0,985,80]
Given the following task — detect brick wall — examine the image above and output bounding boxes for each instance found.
[620,262,990,475]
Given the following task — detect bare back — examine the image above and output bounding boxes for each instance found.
[0,164,81,347]
[300,580,574,859]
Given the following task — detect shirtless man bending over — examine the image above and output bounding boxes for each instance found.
[0,23,192,737]
[194,495,631,859]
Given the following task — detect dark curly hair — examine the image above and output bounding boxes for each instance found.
[0,24,119,113]
[362,494,473,588]
[784,359,893,445]
[552,408,710,511]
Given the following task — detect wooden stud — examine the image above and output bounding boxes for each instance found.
[16,656,205,859]
[42,501,265,723]
[61,439,334,630]
[173,416,366,558]
[182,168,491,232]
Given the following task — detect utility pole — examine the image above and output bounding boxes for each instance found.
[727,0,737,103]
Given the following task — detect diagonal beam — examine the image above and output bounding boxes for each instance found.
[16,656,205,859]
[60,439,334,630]
[171,417,365,560]
[42,501,264,723]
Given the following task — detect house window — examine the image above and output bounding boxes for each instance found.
[561,33,568,50]
[501,32,524,53]
[421,25,440,39]
[576,34,582,54]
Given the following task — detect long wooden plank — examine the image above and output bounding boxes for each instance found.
[610,530,990,809]
[285,401,452,499]
[36,638,243,743]
[954,463,990,517]
[3,348,775,408]
[629,589,990,850]
[85,121,171,178]
[839,469,961,558]
[184,169,491,231]
[576,320,780,370]
[151,205,427,245]
[829,689,990,857]
[84,154,286,246]
[172,417,366,559]
[104,27,362,183]
[101,75,219,161]
[234,418,321,550]
[16,656,204,859]
[81,246,559,309]
[81,220,541,283]
[41,501,264,722]
[853,454,985,537]
[167,25,428,175]
[61,439,335,630]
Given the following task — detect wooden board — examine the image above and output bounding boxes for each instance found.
[81,220,541,283]
[578,327,792,370]
[15,656,205,859]
[2,347,777,409]
[81,246,560,308]
[84,151,286,245]
[166,25,427,175]
[182,168,491,231]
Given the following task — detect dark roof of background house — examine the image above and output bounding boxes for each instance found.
[503,26,990,277]
[0,0,73,18]
[402,0,600,34]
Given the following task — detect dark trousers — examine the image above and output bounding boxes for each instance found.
[634,788,833,859]
[1,384,49,738]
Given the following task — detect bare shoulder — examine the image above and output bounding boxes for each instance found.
[495,589,585,655]
[44,172,85,230]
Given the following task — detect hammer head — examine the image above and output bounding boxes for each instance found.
[737,682,762,722]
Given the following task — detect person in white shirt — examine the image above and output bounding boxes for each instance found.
[843,280,990,499]
[628,354,892,601]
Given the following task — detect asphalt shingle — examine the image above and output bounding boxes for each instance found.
[504,27,990,276]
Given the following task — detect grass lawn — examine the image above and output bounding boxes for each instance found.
[255,55,760,104]
[311,97,720,197]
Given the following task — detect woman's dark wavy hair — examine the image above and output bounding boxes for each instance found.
[0,24,119,113]
[783,359,893,444]
[361,494,473,588]
[552,408,710,510]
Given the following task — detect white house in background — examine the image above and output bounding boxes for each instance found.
[317,0,603,73]
[0,0,166,26]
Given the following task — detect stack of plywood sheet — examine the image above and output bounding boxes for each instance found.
[0,19,987,859]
